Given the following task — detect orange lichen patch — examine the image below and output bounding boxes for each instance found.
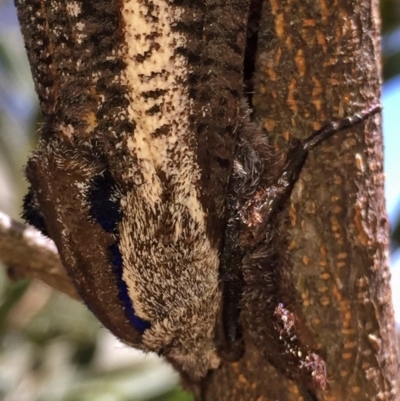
[285,35,293,49]
[270,0,279,14]
[289,205,297,226]
[312,77,323,97]
[332,205,342,214]
[84,111,98,134]
[328,76,340,86]
[344,341,357,349]
[311,103,322,117]
[352,386,361,394]
[274,13,285,38]
[318,260,327,267]
[301,291,309,300]
[353,203,370,246]
[274,48,282,64]
[265,67,277,81]
[334,24,342,43]
[289,383,299,394]
[342,328,356,335]
[283,130,290,141]
[363,349,372,357]
[322,59,335,69]
[303,19,316,27]
[295,49,306,77]
[320,246,327,256]
[263,118,276,132]
[337,252,348,259]
[338,6,348,19]
[312,100,322,115]
[336,261,346,268]
[257,83,267,95]
[343,310,352,322]
[342,352,353,360]
[287,79,298,112]
[302,255,310,265]
[320,272,330,280]
[238,374,248,384]
[331,285,342,302]
[316,30,327,52]
[231,362,240,372]
[312,121,322,131]
[312,317,321,326]
[330,216,340,232]
[318,0,330,23]
[333,175,342,185]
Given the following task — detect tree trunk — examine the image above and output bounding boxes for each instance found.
[203,0,399,400]
[2,0,397,400]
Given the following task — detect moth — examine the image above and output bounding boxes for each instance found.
[15,0,381,396]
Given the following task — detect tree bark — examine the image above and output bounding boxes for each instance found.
[1,0,397,400]
[203,0,399,400]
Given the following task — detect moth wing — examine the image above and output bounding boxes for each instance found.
[25,145,143,345]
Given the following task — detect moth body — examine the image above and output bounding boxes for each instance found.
[18,0,251,380]
[16,0,381,393]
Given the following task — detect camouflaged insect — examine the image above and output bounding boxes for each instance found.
[16,0,380,394]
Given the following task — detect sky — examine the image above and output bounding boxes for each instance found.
[382,76,400,323]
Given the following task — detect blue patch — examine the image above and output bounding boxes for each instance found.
[22,189,49,237]
[108,243,151,333]
[88,171,121,233]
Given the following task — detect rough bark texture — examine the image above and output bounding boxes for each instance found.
[203,0,399,400]
[1,0,397,400]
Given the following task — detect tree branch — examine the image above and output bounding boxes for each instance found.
[0,211,78,300]
[203,0,399,400]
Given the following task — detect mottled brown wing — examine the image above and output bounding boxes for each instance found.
[18,0,251,352]
[15,0,56,115]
